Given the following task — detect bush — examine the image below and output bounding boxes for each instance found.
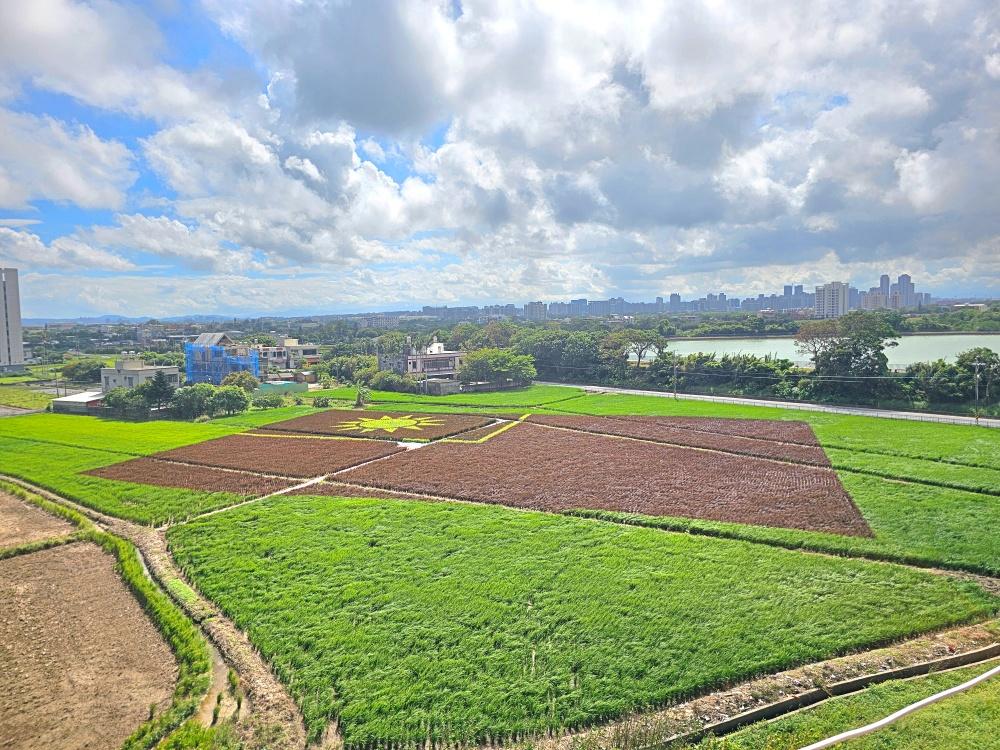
[252,392,285,409]
[370,370,420,393]
[313,397,331,408]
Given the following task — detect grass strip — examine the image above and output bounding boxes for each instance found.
[0,480,212,749]
[672,659,1000,750]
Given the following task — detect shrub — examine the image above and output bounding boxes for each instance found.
[313,397,331,408]
[252,392,285,409]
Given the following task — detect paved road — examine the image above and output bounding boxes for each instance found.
[538,382,1000,429]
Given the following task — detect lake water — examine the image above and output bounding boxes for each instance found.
[660,333,1000,367]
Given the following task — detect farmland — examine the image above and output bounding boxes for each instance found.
[340,422,869,535]
[0,543,178,750]
[1,385,999,748]
[264,409,493,440]
[166,495,995,747]
[155,433,403,477]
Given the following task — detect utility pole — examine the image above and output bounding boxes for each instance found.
[673,360,678,400]
[972,361,985,424]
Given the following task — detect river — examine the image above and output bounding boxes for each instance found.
[660,333,1000,367]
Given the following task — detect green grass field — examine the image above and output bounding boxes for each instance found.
[166,495,996,747]
[0,435,246,524]
[679,659,1000,750]
[0,386,54,409]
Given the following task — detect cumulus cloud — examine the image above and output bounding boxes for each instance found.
[4,0,1000,315]
[0,109,136,209]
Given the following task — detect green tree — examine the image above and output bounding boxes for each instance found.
[459,348,536,387]
[138,370,176,409]
[241,333,277,346]
[171,383,217,419]
[221,370,260,393]
[61,358,104,383]
[211,385,251,415]
[102,387,147,418]
[955,347,999,405]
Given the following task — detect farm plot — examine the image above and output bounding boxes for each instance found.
[154,433,403,478]
[0,490,74,548]
[264,409,493,441]
[166,495,996,748]
[287,480,441,501]
[0,543,176,750]
[526,414,830,465]
[341,422,870,536]
[86,457,296,496]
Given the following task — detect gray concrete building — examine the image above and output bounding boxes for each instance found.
[0,267,25,372]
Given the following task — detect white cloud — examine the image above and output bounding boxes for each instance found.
[0,109,136,209]
[0,227,134,270]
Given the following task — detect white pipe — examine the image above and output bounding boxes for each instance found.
[797,662,1000,750]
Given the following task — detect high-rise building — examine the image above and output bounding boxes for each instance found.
[0,267,25,372]
[879,274,891,298]
[815,281,850,318]
[523,301,547,321]
[896,274,915,309]
[783,285,793,297]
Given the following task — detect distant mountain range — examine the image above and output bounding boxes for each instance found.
[22,314,233,326]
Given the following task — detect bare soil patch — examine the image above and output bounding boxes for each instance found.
[86,457,296,495]
[0,490,74,548]
[264,409,492,441]
[527,414,830,465]
[0,543,176,750]
[341,423,870,536]
[154,433,402,478]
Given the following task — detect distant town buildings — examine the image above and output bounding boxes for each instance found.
[101,359,180,393]
[0,267,25,372]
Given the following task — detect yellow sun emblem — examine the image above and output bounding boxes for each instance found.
[338,414,445,434]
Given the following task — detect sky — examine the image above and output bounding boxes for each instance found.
[1,0,998,318]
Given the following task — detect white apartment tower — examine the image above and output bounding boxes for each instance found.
[814,281,850,318]
[0,268,25,371]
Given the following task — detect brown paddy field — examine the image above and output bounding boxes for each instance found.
[154,433,403,477]
[0,543,176,750]
[86,457,296,495]
[0,491,74,548]
[263,409,493,440]
[525,413,830,465]
[340,421,869,536]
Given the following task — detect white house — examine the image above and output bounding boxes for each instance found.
[101,359,180,393]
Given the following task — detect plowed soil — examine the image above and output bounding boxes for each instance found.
[264,409,492,440]
[0,543,176,750]
[86,457,296,495]
[0,491,74,548]
[154,433,402,478]
[527,414,830,465]
[340,423,870,536]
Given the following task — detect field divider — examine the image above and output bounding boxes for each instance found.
[440,414,532,444]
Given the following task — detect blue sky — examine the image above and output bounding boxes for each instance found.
[1,0,998,317]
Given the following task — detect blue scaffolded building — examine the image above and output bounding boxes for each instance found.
[184,333,260,385]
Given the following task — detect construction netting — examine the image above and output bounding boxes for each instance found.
[184,343,260,385]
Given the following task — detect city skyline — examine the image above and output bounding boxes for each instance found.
[1,1,999,318]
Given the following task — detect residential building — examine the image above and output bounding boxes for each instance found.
[406,341,466,379]
[524,301,547,321]
[815,281,850,318]
[101,359,180,393]
[380,340,467,380]
[860,290,889,310]
[255,338,320,370]
[0,267,25,372]
[51,391,105,414]
[184,332,260,385]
